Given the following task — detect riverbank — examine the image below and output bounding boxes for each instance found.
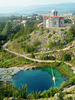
[0,64,38,82]
[0,61,74,82]
[0,67,24,82]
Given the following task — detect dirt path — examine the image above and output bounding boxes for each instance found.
[4,48,75,74]
[32,40,75,55]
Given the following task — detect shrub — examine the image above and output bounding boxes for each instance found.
[33,40,41,47]
[41,87,58,98]
[39,54,55,60]
[0,84,27,100]
[49,41,56,49]
[52,30,55,34]
[64,19,72,23]
[29,53,35,58]
[25,45,34,53]
[41,90,48,98]
[52,62,60,67]
[60,53,71,61]
[34,30,36,34]
[39,54,47,60]
[48,34,52,38]
[60,29,64,31]
[49,55,55,60]
[28,91,41,99]
[57,91,64,100]
[39,26,43,34]
[46,29,49,33]
[64,31,67,34]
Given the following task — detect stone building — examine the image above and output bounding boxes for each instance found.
[43,9,64,28]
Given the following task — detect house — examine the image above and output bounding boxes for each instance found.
[21,20,27,26]
[37,22,43,27]
[72,19,75,25]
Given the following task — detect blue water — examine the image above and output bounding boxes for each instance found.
[11,67,67,93]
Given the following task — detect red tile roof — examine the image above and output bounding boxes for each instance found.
[44,16,47,18]
[48,16,64,20]
[48,17,50,20]
[38,22,43,27]
[72,19,75,21]
[50,16,59,18]
[59,17,64,20]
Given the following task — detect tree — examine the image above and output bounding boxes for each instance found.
[0,24,2,33]
[41,90,48,98]
[52,30,55,34]
[25,45,34,53]
[28,91,41,99]
[39,26,43,34]
[64,19,72,23]
[29,53,35,58]
[21,84,27,99]
[2,22,12,35]
[57,91,64,100]
[49,40,56,49]
[46,28,49,33]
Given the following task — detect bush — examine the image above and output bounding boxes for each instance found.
[29,53,35,58]
[60,29,64,31]
[41,90,48,98]
[0,84,27,100]
[49,41,56,49]
[41,87,58,98]
[39,26,43,34]
[64,19,72,23]
[25,45,34,53]
[48,34,52,38]
[64,31,67,34]
[46,29,49,33]
[49,55,55,60]
[52,62,60,67]
[57,91,64,100]
[39,54,55,60]
[33,40,41,47]
[52,30,55,34]
[60,53,71,61]
[28,91,41,99]
[39,54,47,60]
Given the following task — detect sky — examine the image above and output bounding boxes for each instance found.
[0,0,75,7]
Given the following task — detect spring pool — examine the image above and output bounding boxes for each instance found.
[11,67,67,93]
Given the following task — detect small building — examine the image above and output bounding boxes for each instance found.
[21,20,27,24]
[14,20,20,23]
[43,9,64,28]
[21,20,27,26]
[37,22,43,27]
[72,19,75,25]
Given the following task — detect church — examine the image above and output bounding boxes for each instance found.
[43,9,64,28]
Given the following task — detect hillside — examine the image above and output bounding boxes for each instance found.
[7,26,75,53]
[0,17,75,100]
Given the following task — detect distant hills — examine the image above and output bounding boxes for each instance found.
[0,3,75,16]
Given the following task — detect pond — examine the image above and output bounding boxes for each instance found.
[11,67,68,94]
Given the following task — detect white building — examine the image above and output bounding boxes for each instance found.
[21,20,27,26]
[43,9,64,28]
